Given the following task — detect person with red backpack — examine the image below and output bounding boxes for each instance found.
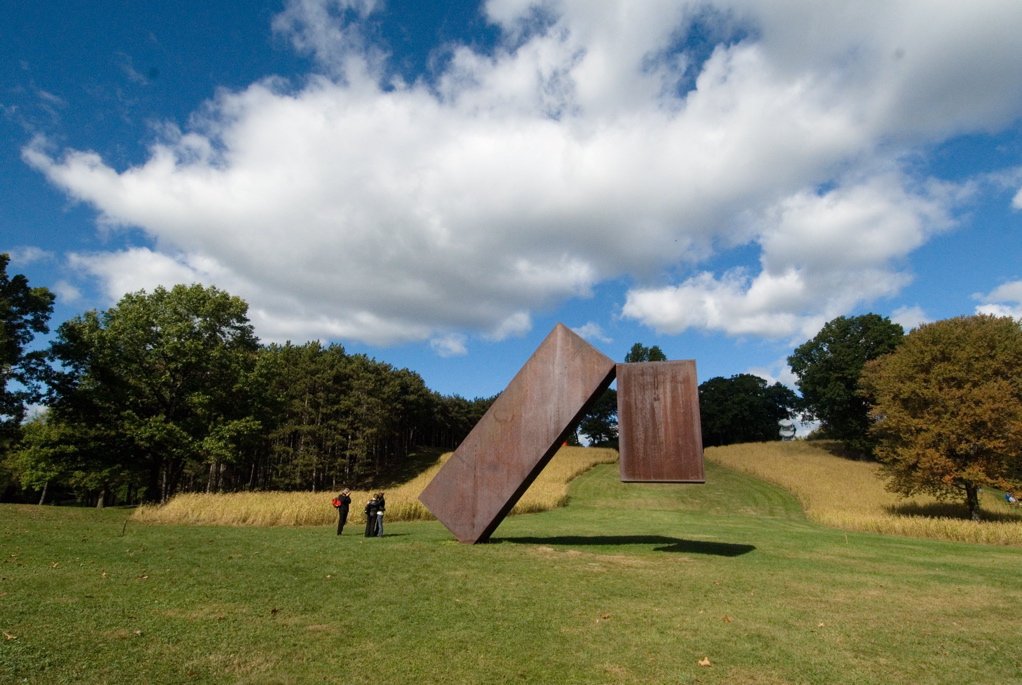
[332,489,351,535]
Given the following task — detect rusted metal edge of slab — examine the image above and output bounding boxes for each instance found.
[418,323,616,543]
[617,360,705,483]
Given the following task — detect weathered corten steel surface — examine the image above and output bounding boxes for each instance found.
[419,323,617,543]
[617,360,705,483]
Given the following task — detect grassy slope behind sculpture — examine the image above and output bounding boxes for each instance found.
[707,440,1022,546]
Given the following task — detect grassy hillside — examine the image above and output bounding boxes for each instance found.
[3,456,1022,683]
[707,441,1022,546]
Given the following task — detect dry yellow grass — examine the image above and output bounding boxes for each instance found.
[706,440,1022,546]
[131,446,619,527]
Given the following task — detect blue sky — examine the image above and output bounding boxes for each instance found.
[4,0,1022,414]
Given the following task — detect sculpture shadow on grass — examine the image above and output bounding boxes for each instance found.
[494,535,756,557]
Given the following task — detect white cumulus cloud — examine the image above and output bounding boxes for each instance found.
[22,0,1022,348]
[975,280,1022,320]
[5,246,55,266]
[623,174,954,339]
[430,332,469,357]
[890,305,931,331]
[571,321,611,343]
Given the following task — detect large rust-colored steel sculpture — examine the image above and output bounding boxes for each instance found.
[419,323,705,543]
[617,360,705,483]
[418,324,616,544]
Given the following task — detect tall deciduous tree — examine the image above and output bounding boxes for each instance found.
[699,374,798,447]
[860,314,1022,521]
[48,284,261,502]
[788,314,904,456]
[577,388,618,447]
[1,253,55,441]
[624,342,667,363]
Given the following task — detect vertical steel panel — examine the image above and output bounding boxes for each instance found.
[418,323,617,543]
[617,361,705,483]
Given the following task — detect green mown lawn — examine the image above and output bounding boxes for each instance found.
[3,460,1021,684]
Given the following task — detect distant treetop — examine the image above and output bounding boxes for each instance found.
[624,343,667,363]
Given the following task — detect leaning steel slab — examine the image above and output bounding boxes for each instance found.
[617,360,705,483]
[419,323,616,543]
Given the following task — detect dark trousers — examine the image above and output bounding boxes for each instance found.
[336,508,349,535]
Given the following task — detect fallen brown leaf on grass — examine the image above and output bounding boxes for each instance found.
[601,614,611,619]
[698,657,711,666]
[722,615,732,622]
[3,633,16,640]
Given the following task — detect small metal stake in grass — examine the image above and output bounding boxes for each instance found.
[120,519,128,537]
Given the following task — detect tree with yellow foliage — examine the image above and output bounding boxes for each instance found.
[860,314,1022,521]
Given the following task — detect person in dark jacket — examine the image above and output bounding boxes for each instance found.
[375,492,386,537]
[333,489,351,535]
[364,495,379,537]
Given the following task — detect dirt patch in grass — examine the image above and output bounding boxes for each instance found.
[99,628,138,640]
[721,668,798,685]
[588,553,657,567]
[157,604,249,621]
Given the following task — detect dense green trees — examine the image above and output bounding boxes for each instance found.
[251,341,490,493]
[860,315,1022,521]
[0,253,55,441]
[789,314,904,455]
[699,374,799,447]
[3,283,494,504]
[46,284,262,503]
[0,254,55,502]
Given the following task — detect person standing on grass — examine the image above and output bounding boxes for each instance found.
[364,494,379,537]
[375,492,386,537]
[333,489,351,535]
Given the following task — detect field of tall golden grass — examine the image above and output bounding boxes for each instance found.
[706,440,1022,546]
[131,446,619,527]
[132,440,1022,546]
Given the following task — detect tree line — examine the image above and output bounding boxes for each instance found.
[4,254,1021,518]
[578,342,801,450]
[1,268,494,505]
